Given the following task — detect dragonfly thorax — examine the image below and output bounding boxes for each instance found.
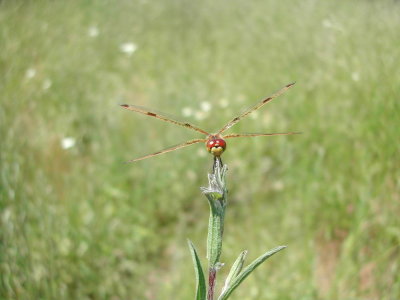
[206,136,227,157]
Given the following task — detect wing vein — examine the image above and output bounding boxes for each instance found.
[217,82,295,135]
[223,132,300,139]
[121,104,210,136]
[125,139,207,163]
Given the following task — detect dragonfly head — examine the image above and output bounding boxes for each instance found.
[206,136,226,157]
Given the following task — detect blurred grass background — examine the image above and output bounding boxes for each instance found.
[1,0,399,299]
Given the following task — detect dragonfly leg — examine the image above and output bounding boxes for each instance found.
[212,156,223,174]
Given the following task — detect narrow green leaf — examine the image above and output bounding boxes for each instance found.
[206,197,225,267]
[188,240,207,300]
[218,246,286,300]
[221,250,248,294]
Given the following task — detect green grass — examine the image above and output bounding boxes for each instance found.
[1,0,399,299]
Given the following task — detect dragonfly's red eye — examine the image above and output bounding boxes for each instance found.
[206,138,227,156]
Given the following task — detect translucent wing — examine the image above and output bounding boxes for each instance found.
[120,104,210,136]
[223,132,300,139]
[125,139,207,163]
[217,82,295,135]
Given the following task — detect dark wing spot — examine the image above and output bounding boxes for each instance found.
[233,117,240,122]
[121,104,129,108]
[286,82,296,87]
[263,97,272,103]
[147,112,157,117]
[184,123,191,127]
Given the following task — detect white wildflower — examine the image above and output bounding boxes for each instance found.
[322,18,344,32]
[272,180,284,191]
[194,111,207,121]
[33,265,46,282]
[2,208,12,223]
[42,79,52,90]
[351,72,360,81]
[200,101,212,112]
[322,19,333,28]
[61,137,76,149]
[262,112,272,126]
[182,107,193,117]
[88,26,99,37]
[120,42,137,56]
[25,68,36,79]
[250,110,259,120]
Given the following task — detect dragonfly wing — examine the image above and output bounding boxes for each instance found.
[120,104,210,136]
[217,82,295,135]
[125,139,207,163]
[223,132,301,139]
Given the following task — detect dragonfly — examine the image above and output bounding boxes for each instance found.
[121,82,299,163]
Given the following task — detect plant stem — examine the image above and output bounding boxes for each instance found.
[196,157,286,300]
[208,267,217,300]
[202,157,227,300]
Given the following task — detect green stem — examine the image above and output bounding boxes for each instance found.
[207,200,224,300]
[201,158,228,300]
